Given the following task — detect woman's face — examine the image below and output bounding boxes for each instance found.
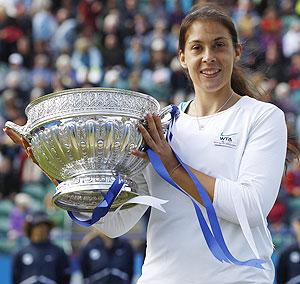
[179,20,241,94]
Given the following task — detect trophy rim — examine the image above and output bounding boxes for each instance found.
[25,87,160,115]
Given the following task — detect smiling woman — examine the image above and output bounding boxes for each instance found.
[92,4,288,284]
[178,21,240,105]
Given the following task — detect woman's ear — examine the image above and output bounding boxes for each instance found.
[235,44,242,62]
[179,50,187,69]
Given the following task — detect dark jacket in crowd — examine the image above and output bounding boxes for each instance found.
[276,243,300,284]
[79,236,134,284]
[12,240,71,284]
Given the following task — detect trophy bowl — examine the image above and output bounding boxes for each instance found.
[5,88,168,213]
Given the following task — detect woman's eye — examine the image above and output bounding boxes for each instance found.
[191,45,201,51]
[215,42,225,48]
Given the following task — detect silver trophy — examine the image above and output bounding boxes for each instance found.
[5,88,172,213]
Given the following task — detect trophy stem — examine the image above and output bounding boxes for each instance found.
[52,173,138,212]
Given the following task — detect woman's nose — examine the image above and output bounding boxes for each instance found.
[202,49,216,63]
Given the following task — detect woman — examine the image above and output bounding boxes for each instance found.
[5,4,287,284]
[101,4,287,283]
[109,5,287,284]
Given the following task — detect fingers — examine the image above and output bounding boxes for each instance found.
[3,129,39,164]
[21,137,30,149]
[153,114,165,140]
[145,114,161,142]
[3,127,23,145]
[26,146,39,164]
[131,149,149,161]
[138,124,156,149]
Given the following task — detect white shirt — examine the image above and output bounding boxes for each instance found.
[94,96,287,284]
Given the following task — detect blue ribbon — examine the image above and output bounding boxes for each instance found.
[148,104,265,269]
[67,175,124,227]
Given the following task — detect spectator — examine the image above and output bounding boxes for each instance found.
[121,0,140,38]
[262,42,287,83]
[32,0,57,43]
[268,199,295,266]
[283,157,300,196]
[11,210,71,284]
[260,7,283,49]
[71,36,103,85]
[280,0,300,34]
[102,33,125,68]
[53,54,78,90]
[0,5,24,62]
[276,211,300,284]
[124,37,149,71]
[7,193,31,250]
[273,82,297,115]
[282,21,300,59]
[15,36,34,69]
[7,52,31,95]
[77,0,104,33]
[142,0,167,28]
[51,7,77,54]
[288,52,300,91]
[78,229,134,284]
[30,53,53,92]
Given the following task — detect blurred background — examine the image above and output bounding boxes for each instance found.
[1,0,300,283]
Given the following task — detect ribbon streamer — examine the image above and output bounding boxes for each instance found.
[68,175,124,227]
[148,104,266,269]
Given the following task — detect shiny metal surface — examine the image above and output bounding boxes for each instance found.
[5,88,162,212]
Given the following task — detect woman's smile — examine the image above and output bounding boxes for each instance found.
[200,68,222,77]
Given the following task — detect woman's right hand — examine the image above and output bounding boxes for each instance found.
[3,127,59,186]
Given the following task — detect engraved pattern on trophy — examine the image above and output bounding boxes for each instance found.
[5,88,168,213]
[26,89,158,131]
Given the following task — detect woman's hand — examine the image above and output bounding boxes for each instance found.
[131,113,179,172]
[3,127,59,186]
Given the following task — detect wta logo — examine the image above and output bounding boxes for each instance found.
[214,132,238,148]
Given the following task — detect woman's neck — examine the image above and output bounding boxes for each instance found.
[190,88,240,117]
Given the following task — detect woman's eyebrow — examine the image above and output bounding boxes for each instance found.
[188,37,229,44]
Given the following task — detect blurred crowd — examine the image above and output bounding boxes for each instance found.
[1,0,300,283]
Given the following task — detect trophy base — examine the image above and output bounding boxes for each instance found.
[52,173,139,212]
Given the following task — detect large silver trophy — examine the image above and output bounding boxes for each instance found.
[5,88,171,213]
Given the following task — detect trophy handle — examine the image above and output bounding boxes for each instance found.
[4,121,31,144]
[159,104,180,130]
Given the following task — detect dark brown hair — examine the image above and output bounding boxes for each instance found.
[178,3,256,98]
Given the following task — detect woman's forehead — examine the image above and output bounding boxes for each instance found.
[185,20,231,42]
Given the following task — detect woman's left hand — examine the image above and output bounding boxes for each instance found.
[131,113,179,171]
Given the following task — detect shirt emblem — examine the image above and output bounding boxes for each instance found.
[22,253,34,265]
[290,251,300,263]
[89,249,101,260]
[214,132,238,148]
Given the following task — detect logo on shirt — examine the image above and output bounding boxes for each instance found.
[89,249,101,260]
[214,132,238,148]
[22,253,34,265]
[45,254,53,262]
[290,251,300,263]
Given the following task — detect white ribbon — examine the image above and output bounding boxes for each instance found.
[113,195,168,214]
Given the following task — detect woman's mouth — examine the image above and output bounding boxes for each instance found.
[200,68,221,78]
